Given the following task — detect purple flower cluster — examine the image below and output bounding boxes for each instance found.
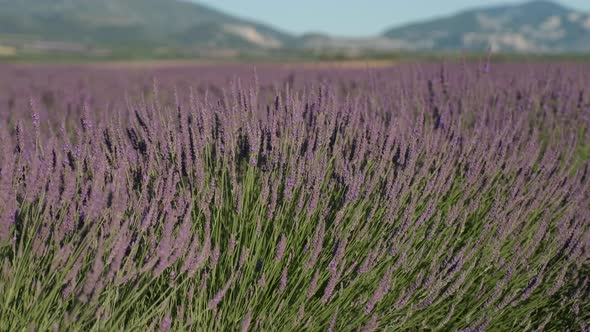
[0,62,589,330]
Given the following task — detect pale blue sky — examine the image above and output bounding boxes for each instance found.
[194,0,590,37]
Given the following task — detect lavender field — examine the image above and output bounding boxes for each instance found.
[0,62,589,331]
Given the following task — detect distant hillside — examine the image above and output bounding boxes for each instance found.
[0,0,589,58]
[0,0,293,57]
[383,0,590,53]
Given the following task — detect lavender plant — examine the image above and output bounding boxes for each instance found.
[0,63,589,331]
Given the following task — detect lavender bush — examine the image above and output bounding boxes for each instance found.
[0,62,589,331]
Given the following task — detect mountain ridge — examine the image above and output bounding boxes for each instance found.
[0,0,589,57]
[0,0,294,56]
[382,0,590,52]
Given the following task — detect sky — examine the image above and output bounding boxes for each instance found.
[194,0,590,37]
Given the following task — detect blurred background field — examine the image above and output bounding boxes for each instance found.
[0,0,589,64]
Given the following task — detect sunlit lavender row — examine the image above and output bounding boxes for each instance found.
[0,63,589,331]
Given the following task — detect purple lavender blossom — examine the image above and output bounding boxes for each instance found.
[275,234,287,262]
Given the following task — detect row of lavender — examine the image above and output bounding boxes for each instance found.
[0,63,589,330]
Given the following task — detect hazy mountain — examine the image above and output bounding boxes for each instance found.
[0,0,293,55]
[382,0,590,53]
[0,0,588,57]
[295,33,411,55]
